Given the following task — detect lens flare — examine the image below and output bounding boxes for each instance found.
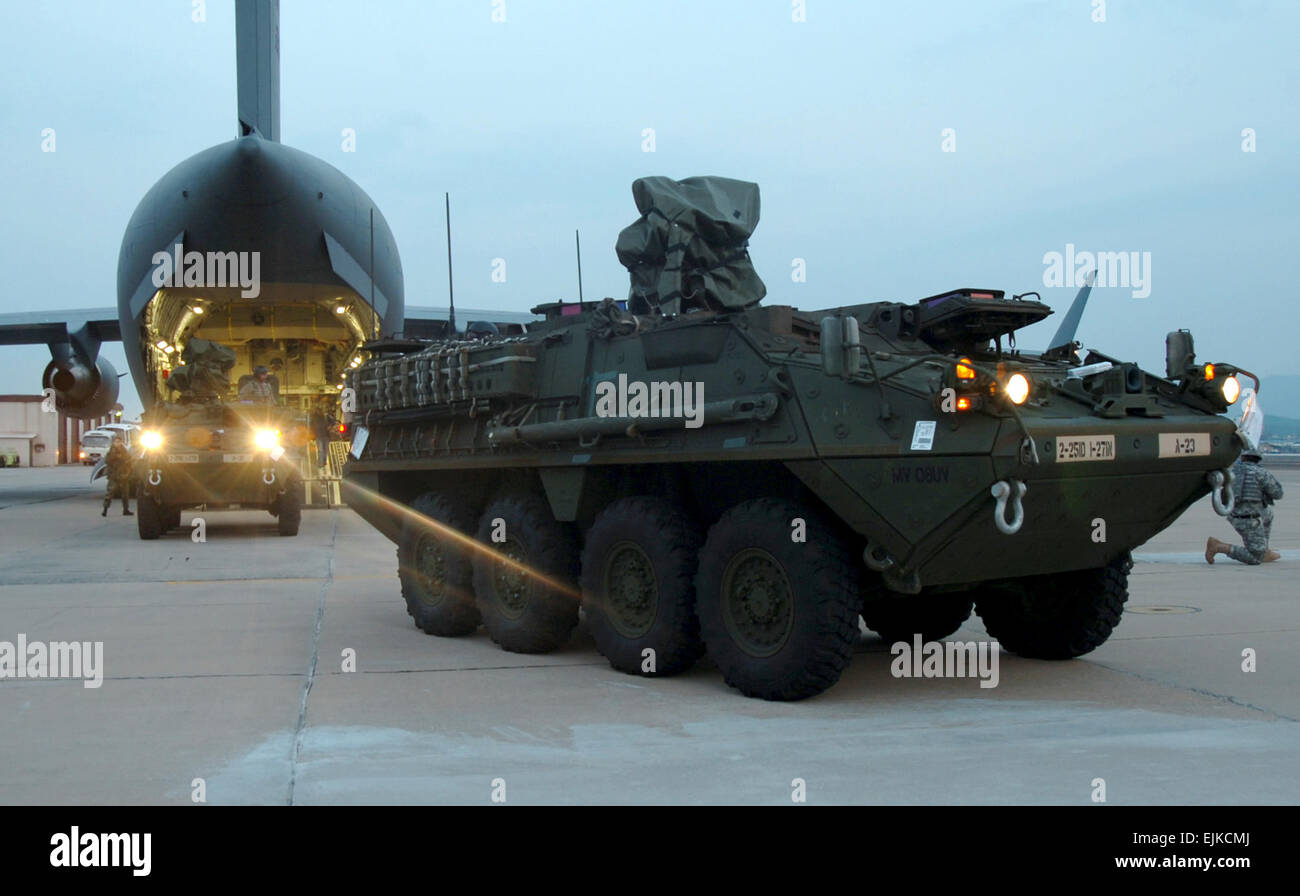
[1221,375,1240,404]
[1005,372,1031,405]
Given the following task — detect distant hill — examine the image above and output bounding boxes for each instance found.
[1260,376,1300,420]
[1263,415,1300,440]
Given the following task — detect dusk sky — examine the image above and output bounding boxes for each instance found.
[2,0,1296,417]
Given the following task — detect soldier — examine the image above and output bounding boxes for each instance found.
[1206,447,1283,565]
[101,434,134,517]
[309,402,335,473]
[465,320,499,340]
[239,365,275,403]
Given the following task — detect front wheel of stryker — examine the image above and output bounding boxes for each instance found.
[277,483,302,537]
[695,499,860,701]
[472,493,579,654]
[136,494,162,540]
[973,552,1131,659]
[397,492,480,637]
[580,496,705,677]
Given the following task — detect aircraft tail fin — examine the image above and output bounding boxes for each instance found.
[235,0,280,141]
[1046,268,1096,354]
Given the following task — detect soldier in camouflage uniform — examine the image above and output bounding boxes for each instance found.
[239,365,275,404]
[1206,449,1282,564]
[101,435,134,517]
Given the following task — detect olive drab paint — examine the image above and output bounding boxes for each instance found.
[341,176,1246,701]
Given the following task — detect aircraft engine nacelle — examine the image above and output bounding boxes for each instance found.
[41,355,120,419]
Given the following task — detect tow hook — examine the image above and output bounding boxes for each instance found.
[863,541,895,572]
[147,469,162,486]
[991,479,1027,535]
[1208,469,1235,516]
[262,469,276,486]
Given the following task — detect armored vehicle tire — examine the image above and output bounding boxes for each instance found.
[974,553,1130,659]
[397,493,481,637]
[695,499,860,701]
[277,486,302,537]
[861,592,974,645]
[580,496,705,677]
[472,493,579,654]
[137,496,162,540]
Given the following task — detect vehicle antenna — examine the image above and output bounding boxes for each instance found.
[445,193,456,338]
[369,207,377,341]
[576,229,584,304]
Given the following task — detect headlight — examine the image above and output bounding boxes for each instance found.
[1221,375,1241,404]
[140,430,163,450]
[1004,372,1031,405]
[254,429,281,451]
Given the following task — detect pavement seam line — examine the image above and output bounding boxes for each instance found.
[287,514,337,806]
[1087,659,1299,723]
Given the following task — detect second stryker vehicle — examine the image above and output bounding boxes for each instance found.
[135,339,306,539]
[341,177,1250,701]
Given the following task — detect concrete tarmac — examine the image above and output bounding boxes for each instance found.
[1,465,1296,804]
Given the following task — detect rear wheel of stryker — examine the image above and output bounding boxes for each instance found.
[472,494,579,654]
[695,499,860,701]
[397,493,480,637]
[861,590,974,645]
[277,484,302,537]
[973,553,1131,659]
[580,497,705,676]
[137,495,162,540]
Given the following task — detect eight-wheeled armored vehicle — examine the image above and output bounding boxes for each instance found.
[342,177,1250,700]
[135,339,305,539]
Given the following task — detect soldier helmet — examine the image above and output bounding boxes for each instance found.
[253,365,268,376]
[465,320,499,339]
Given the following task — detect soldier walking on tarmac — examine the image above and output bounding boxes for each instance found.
[1206,446,1282,565]
[102,434,134,517]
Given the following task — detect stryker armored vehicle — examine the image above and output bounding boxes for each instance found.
[135,339,305,539]
[342,176,1252,701]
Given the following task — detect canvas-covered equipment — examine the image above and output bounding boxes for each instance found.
[615,176,766,316]
[166,338,237,400]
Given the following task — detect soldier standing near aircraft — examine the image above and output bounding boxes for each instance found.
[101,435,133,517]
[309,402,335,473]
[239,365,275,404]
[1206,446,1283,565]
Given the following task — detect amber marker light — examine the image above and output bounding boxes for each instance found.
[956,358,977,380]
[1204,363,1215,381]
[956,397,972,411]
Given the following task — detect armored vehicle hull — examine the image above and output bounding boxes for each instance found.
[341,178,1248,700]
[135,401,304,539]
[134,338,307,539]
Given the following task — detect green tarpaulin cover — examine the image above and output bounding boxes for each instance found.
[616,176,766,316]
